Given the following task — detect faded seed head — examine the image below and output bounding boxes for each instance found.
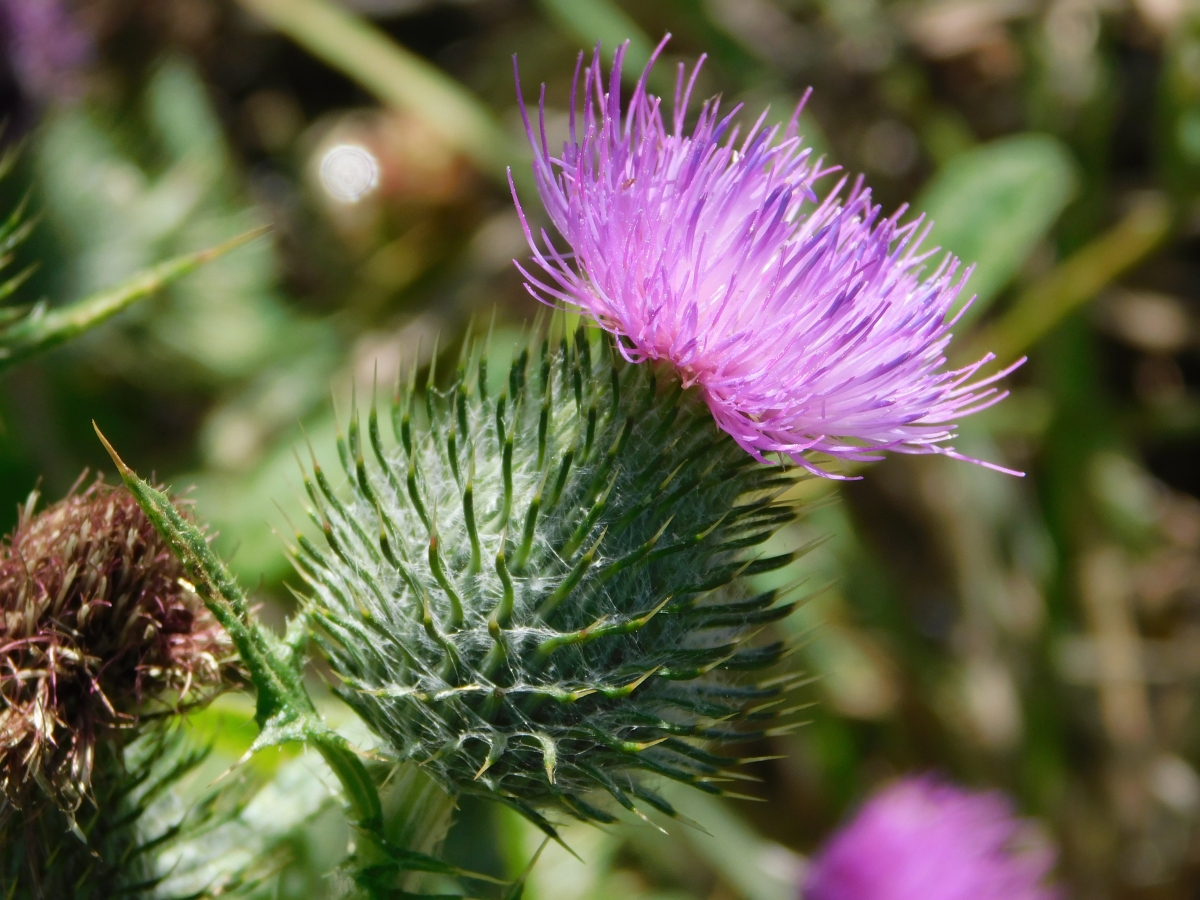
[0,474,232,808]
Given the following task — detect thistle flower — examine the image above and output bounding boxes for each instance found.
[512,39,1021,477]
[0,475,230,809]
[299,324,805,834]
[804,777,1059,900]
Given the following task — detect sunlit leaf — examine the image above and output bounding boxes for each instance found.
[916,133,1078,324]
[957,191,1172,364]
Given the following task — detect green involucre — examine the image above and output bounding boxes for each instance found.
[297,321,809,833]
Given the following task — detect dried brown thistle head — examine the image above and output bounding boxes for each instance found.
[0,474,231,808]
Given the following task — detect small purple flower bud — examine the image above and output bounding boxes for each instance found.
[512,38,1022,477]
[0,475,231,809]
[804,777,1059,900]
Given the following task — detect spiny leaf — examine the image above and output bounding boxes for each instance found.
[93,425,385,835]
[1,228,268,373]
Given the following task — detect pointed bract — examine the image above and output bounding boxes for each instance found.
[301,323,808,826]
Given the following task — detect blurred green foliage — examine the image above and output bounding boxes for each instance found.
[917,133,1078,322]
[4,0,1200,897]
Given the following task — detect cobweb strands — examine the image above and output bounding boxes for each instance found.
[510,37,1023,478]
[296,321,813,836]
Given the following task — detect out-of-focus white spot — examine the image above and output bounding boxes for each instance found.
[905,0,1034,60]
[1099,289,1192,355]
[1151,755,1200,816]
[964,655,1023,751]
[319,143,380,203]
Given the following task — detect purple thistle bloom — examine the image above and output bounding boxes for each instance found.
[804,777,1059,900]
[511,38,1022,477]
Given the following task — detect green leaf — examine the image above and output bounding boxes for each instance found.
[958,191,1172,365]
[37,64,291,380]
[250,710,324,755]
[0,228,267,373]
[369,843,505,883]
[185,693,305,778]
[916,133,1078,324]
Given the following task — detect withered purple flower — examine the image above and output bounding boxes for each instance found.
[512,38,1022,477]
[804,777,1059,900]
[0,475,230,808]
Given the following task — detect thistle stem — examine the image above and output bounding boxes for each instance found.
[94,424,388,860]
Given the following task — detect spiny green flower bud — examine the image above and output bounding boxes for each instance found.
[0,476,232,811]
[297,323,806,832]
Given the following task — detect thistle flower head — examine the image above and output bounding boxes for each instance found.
[804,777,1059,900]
[512,39,1021,477]
[299,324,805,834]
[0,476,230,808]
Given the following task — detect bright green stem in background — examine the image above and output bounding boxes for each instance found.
[0,228,269,373]
[237,0,521,185]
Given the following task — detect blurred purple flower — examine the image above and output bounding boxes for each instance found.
[512,38,1021,477]
[0,0,91,103]
[804,777,1059,900]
